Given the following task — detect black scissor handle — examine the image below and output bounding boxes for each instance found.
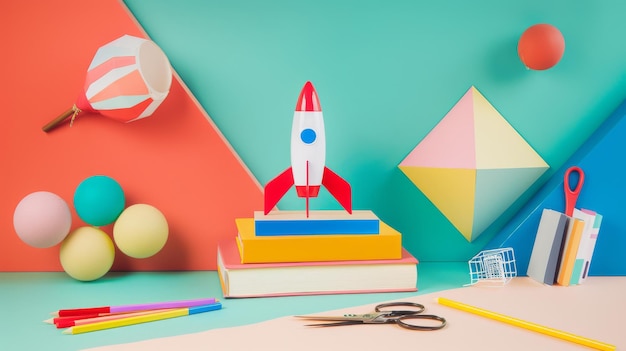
[375,302,425,316]
[396,314,447,331]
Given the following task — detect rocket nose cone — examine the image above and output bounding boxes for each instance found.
[295,81,321,112]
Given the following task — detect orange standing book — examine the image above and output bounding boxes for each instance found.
[556,218,585,286]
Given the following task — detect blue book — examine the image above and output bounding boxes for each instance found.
[254,210,380,236]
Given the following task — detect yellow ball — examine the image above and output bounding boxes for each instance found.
[113,204,168,259]
[60,226,115,281]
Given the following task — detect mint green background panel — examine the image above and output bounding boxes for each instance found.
[124,0,626,262]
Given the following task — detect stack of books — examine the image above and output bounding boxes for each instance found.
[527,208,603,286]
[217,210,418,298]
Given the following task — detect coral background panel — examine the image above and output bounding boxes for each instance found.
[0,0,264,271]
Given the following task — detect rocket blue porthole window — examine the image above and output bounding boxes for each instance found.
[300,129,316,144]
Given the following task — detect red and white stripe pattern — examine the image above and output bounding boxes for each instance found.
[78,35,172,122]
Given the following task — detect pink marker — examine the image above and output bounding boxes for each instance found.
[264,81,352,217]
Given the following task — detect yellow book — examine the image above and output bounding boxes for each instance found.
[235,218,402,263]
[556,218,585,286]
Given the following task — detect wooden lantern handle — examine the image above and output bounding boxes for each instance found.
[42,106,79,132]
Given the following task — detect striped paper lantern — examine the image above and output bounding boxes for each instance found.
[44,35,172,132]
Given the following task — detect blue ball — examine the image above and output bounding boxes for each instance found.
[74,175,125,226]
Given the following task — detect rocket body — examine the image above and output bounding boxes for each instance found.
[291,95,324,197]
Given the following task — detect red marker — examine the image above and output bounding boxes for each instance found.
[264,81,352,217]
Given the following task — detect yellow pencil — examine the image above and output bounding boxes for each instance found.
[63,302,222,335]
[436,297,615,351]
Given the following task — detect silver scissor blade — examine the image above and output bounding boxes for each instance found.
[295,315,349,321]
[305,321,364,327]
[295,312,380,322]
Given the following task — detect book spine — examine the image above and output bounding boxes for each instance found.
[556,219,584,286]
[238,235,402,263]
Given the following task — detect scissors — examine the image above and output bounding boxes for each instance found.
[295,302,446,331]
[564,166,585,217]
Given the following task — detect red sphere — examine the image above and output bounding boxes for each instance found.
[517,24,565,70]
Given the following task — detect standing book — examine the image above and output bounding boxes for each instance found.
[217,239,418,298]
[527,209,569,285]
[556,217,585,286]
[571,209,603,284]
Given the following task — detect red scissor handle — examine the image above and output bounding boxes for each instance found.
[564,166,585,217]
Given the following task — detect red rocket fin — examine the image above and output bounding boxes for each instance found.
[322,167,352,214]
[264,167,294,215]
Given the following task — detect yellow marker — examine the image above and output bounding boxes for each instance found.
[436,297,615,351]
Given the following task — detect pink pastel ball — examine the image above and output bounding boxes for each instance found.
[13,191,72,248]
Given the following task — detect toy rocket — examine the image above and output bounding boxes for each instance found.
[264,81,352,217]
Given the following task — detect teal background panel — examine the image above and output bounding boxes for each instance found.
[486,99,626,276]
[124,0,626,262]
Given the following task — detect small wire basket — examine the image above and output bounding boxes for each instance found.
[467,247,517,286]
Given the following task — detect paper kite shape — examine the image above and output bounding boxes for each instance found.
[398,86,549,242]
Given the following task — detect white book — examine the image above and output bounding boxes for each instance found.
[216,238,418,298]
[572,209,603,284]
